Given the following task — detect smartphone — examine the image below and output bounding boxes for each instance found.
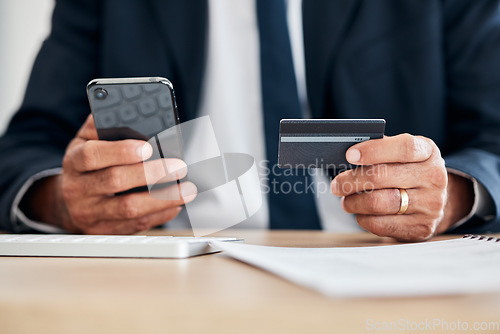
[87,77,182,194]
[86,77,180,141]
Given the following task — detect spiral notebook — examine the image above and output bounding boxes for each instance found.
[211,235,500,298]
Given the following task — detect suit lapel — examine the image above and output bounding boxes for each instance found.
[148,0,208,121]
[303,0,360,118]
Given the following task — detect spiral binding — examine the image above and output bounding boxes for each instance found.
[463,234,500,242]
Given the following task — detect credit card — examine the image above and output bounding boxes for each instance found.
[278,119,385,171]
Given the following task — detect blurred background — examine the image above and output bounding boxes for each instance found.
[0,0,54,134]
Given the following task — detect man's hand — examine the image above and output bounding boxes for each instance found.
[331,134,474,241]
[25,115,196,234]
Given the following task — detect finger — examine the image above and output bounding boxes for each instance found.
[65,139,154,172]
[77,114,99,140]
[96,182,197,221]
[340,188,445,216]
[356,214,439,242]
[332,163,426,196]
[86,206,183,235]
[346,134,433,165]
[76,159,188,195]
[342,188,407,215]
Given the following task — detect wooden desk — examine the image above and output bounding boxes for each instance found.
[0,230,499,334]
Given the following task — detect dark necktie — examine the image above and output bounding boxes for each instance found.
[257,0,321,229]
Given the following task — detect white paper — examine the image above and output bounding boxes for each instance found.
[211,237,500,298]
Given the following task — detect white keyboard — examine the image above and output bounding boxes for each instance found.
[0,234,243,258]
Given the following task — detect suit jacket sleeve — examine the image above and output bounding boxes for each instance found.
[442,0,500,234]
[0,0,100,232]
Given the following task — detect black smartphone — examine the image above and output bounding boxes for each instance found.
[86,77,180,141]
[87,77,182,195]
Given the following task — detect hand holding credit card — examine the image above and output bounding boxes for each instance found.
[278,119,386,172]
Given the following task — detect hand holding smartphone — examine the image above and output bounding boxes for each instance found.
[39,77,194,235]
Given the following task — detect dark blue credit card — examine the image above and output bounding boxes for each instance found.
[278,119,385,170]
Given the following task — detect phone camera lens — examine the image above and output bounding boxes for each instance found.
[94,88,108,100]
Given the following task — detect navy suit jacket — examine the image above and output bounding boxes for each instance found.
[1,0,500,233]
